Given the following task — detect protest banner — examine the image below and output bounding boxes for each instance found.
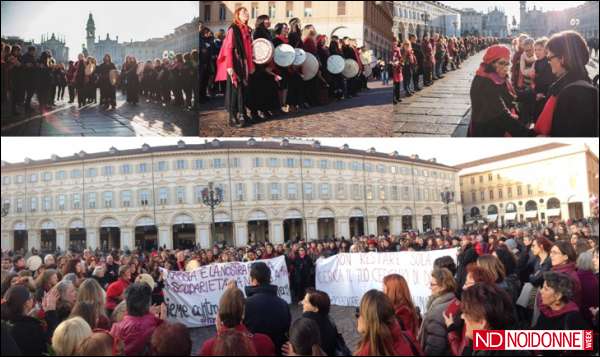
[160,255,290,328]
[315,248,458,313]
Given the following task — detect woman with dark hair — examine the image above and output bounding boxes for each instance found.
[215,6,255,127]
[124,56,141,105]
[272,22,291,112]
[549,240,581,307]
[529,236,553,287]
[534,272,589,333]
[288,18,303,49]
[460,283,518,355]
[1,285,48,355]
[247,14,281,123]
[535,30,598,137]
[494,246,522,303]
[301,289,338,356]
[469,45,533,137]
[392,40,403,104]
[96,53,117,109]
[355,289,420,356]
[282,317,324,356]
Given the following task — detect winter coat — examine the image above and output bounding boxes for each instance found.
[110,313,163,356]
[418,291,455,356]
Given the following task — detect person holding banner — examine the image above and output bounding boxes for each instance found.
[244,262,291,355]
[215,6,254,127]
[199,286,276,356]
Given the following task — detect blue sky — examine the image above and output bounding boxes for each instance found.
[1,1,199,60]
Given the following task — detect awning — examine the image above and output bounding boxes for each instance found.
[70,219,85,229]
[505,212,517,220]
[285,210,303,220]
[318,209,335,219]
[248,211,268,221]
[173,215,194,225]
[214,212,231,223]
[487,214,498,221]
[546,208,561,217]
[525,211,538,218]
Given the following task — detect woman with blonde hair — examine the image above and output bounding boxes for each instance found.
[52,316,93,356]
[355,289,420,356]
[77,278,110,329]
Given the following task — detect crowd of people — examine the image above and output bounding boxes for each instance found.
[199,7,378,128]
[1,215,598,355]
[469,30,599,137]
[392,34,500,105]
[0,42,200,116]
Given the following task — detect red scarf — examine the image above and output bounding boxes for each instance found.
[475,63,516,97]
[276,35,289,44]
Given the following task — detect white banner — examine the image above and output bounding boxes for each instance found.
[161,255,291,328]
[315,249,458,313]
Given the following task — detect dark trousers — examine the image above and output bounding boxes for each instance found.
[393,81,401,103]
[68,85,76,103]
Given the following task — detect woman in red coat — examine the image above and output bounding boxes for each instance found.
[215,6,255,128]
[383,274,420,339]
[392,41,403,105]
[422,34,435,86]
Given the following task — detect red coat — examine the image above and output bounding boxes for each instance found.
[394,305,419,339]
[445,298,468,356]
[199,324,275,356]
[215,24,255,83]
[106,278,130,311]
[110,313,163,356]
[392,47,402,83]
[355,319,422,356]
[423,41,434,68]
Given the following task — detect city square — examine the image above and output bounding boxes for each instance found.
[1,1,200,136]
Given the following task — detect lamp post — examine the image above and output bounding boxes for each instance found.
[440,188,455,229]
[1,202,9,218]
[201,182,224,247]
[422,12,431,37]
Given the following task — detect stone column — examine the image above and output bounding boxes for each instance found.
[198,223,210,249]
[29,230,40,251]
[270,219,284,245]
[1,230,11,251]
[306,218,318,241]
[235,222,247,247]
[158,225,172,250]
[367,216,378,236]
[392,215,402,235]
[120,227,134,251]
[338,218,350,239]
[433,215,442,230]
[416,215,423,233]
[86,227,98,250]
[56,229,67,252]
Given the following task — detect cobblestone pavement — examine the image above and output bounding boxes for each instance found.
[189,304,359,355]
[393,49,485,137]
[1,91,198,136]
[199,81,393,137]
[393,47,600,137]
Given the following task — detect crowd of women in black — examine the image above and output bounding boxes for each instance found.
[392,34,500,104]
[200,7,374,128]
[1,215,598,355]
[1,42,200,116]
[469,30,598,137]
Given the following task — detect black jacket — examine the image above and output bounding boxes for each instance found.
[528,255,552,287]
[3,315,47,356]
[244,284,291,355]
[533,58,556,96]
[548,71,599,137]
[469,75,534,137]
[302,311,338,356]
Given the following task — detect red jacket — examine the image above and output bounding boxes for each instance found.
[199,324,275,356]
[392,47,403,83]
[445,298,468,356]
[215,24,254,83]
[106,278,130,311]
[394,305,419,339]
[110,313,163,356]
[355,319,422,356]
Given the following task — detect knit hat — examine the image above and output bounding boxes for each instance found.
[482,45,511,64]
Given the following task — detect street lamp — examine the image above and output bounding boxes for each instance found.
[1,202,9,218]
[201,182,224,247]
[422,12,431,37]
[440,188,455,229]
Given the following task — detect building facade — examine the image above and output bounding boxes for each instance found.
[460,8,483,36]
[200,1,393,61]
[482,7,508,38]
[1,33,69,65]
[1,140,461,253]
[85,13,199,66]
[393,1,461,41]
[520,1,599,40]
[457,143,599,227]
